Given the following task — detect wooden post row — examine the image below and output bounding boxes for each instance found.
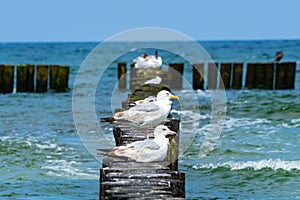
[0,64,14,93]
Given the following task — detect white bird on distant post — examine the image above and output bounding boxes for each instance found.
[97,125,176,162]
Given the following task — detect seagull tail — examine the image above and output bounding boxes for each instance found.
[97,149,133,161]
[100,117,115,123]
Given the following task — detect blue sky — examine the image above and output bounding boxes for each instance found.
[1,0,300,42]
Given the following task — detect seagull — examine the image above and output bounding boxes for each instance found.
[133,51,162,69]
[144,76,162,85]
[97,125,176,162]
[100,90,179,138]
[129,95,157,107]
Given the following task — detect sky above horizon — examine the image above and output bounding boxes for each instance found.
[1,0,300,42]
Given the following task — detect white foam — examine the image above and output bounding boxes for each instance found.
[42,159,98,179]
[193,159,300,171]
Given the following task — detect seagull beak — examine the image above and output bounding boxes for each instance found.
[166,130,177,136]
[170,95,179,100]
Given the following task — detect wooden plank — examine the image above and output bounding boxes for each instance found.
[36,65,48,92]
[0,64,14,93]
[246,63,256,89]
[192,63,204,90]
[118,62,127,90]
[207,62,218,89]
[232,62,243,89]
[219,63,231,89]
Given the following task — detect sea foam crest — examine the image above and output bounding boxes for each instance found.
[193,159,300,171]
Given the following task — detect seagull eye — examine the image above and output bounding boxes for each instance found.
[162,128,166,131]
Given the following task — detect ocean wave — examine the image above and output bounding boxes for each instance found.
[192,159,300,171]
[41,159,98,179]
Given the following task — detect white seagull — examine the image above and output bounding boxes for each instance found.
[101,90,179,138]
[97,125,176,162]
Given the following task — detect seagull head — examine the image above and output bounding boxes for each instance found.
[156,90,179,101]
[153,125,176,137]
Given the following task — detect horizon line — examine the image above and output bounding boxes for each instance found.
[1,37,300,43]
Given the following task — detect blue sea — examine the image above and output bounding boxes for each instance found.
[0,40,300,199]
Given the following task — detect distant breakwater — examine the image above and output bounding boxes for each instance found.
[0,64,69,93]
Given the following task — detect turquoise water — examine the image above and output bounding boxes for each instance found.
[0,40,300,199]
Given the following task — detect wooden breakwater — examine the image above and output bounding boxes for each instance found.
[100,87,185,199]
[117,62,296,90]
[100,119,185,200]
[0,64,69,93]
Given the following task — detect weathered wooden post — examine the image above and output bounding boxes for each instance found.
[193,63,204,90]
[219,63,231,89]
[254,63,266,89]
[118,62,127,90]
[246,63,256,89]
[169,63,184,90]
[207,62,218,89]
[232,62,243,89]
[130,65,137,91]
[275,62,296,89]
[285,62,296,89]
[264,63,274,89]
[165,119,180,171]
[17,64,35,92]
[36,65,49,93]
[0,64,14,93]
[50,65,69,92]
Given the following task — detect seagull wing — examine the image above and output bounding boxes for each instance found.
[126,102,162,123]
[127,139,160,150]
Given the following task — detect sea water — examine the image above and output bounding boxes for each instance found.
[0,40,300,199]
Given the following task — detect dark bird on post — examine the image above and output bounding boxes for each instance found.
[275,51,284,62]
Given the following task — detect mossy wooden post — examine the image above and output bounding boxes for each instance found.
[169,63,184,90]
[275,62,296,89]
[246,63,256,89]
[36,65,49,92]
[130,65,137,91]
[165,119,180,171]
[50,65,69,92]
[207,62,218,89]
[232,62,243,89]
[118,62,126,90]
[0,64,14,93]
[193,63,204,90]
[171,171,186,198]
[219,63,231,89]
[17,64,34,92]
